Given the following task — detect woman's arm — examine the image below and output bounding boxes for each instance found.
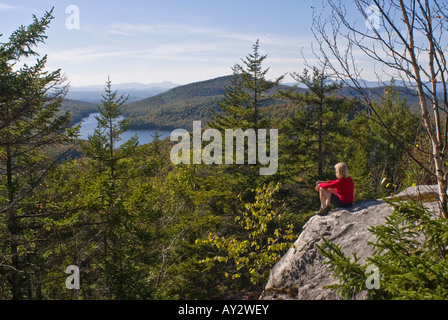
[315,181,330,192]
[319,180,339,189]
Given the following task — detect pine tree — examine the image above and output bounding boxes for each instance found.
[83,76,137,176]
[278,66,352,180]
[205,40,284,215]
[0,9,79,299]
[82,78,139,299]
[238,39,284,130]
[198,41,287,295]
[209,39,284,131]
[208,65,252,131]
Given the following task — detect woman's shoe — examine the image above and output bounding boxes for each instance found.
[315,206,331,216]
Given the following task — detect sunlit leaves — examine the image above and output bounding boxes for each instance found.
[199,182,296,285]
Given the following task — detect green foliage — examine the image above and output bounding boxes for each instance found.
[204,40,287,235]
[82,77,137,164]
[198,182,296,286]
[318,200,448,300]
[237,39,284,129]
[276,67,353,212]
[60,99,98,125]
[208,66,253,131]
[0,8,79,299]
[278,66,352,177]
[317,237,366,299]
[346,83,421,200]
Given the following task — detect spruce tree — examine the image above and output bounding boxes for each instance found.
[205,40,283,211]
[278,66,352,180]
[208,65,252,131]
[82,78,139,299]
[275,67,353,212]
[83,76,137,176]
[0,9,78,299]
[209,39,284,131]
[200,41,288,295]
[238,39,284,130]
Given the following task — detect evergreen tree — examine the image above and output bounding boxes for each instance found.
[278,66,352,180]
[318,199,448,300]
[209,65,252,131]
[83,76,137,176]
[197,41,289,296]
[82,78,140,299]
[209,39,284,134]
[150,128,163,155]
[238,39,284,130]
[276,67,353,211]
[208,40,283,184]
[204,40,284,217]
[0,9,78,299]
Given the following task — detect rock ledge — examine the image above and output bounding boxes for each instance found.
[261,185,440,300]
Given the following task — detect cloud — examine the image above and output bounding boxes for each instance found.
[107,22,312,53]
[44,48,133,64]
[41,43,226,66]
[104,22,312,65]
[20,19,313,86]
[0,3,15,10]
[107,22,258,43]
[36,24,310,87]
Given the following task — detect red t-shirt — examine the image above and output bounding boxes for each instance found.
[319,177,354,204]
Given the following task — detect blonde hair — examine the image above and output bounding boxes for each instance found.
[335,162,350,179]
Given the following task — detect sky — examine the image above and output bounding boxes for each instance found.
[0,0,363,87]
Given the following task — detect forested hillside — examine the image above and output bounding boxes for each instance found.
[61,76,422,133]
[60,98,98,125]
[125,75,293,131]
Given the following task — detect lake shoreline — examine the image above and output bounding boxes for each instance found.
[75,113,172,147]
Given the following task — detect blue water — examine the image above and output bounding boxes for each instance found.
[77,113,172,147]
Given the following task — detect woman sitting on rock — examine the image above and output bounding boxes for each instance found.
[315,162,354,216]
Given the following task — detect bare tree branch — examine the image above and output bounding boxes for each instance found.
[313,0,448,218]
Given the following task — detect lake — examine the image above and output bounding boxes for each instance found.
[76,113,172,147]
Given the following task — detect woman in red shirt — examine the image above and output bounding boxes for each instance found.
[315,162,354,216]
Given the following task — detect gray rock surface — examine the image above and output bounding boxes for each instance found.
[261,185,440,300]
[391,184,439,202]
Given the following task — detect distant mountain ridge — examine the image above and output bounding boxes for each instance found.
[62,75,423,132]
[125,76,232,131]
[66,81,180,103]
[124,76,422,131]
[70,81,179,91]
[125,75,293,131]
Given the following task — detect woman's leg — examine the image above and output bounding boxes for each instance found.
[319,187,332,209]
